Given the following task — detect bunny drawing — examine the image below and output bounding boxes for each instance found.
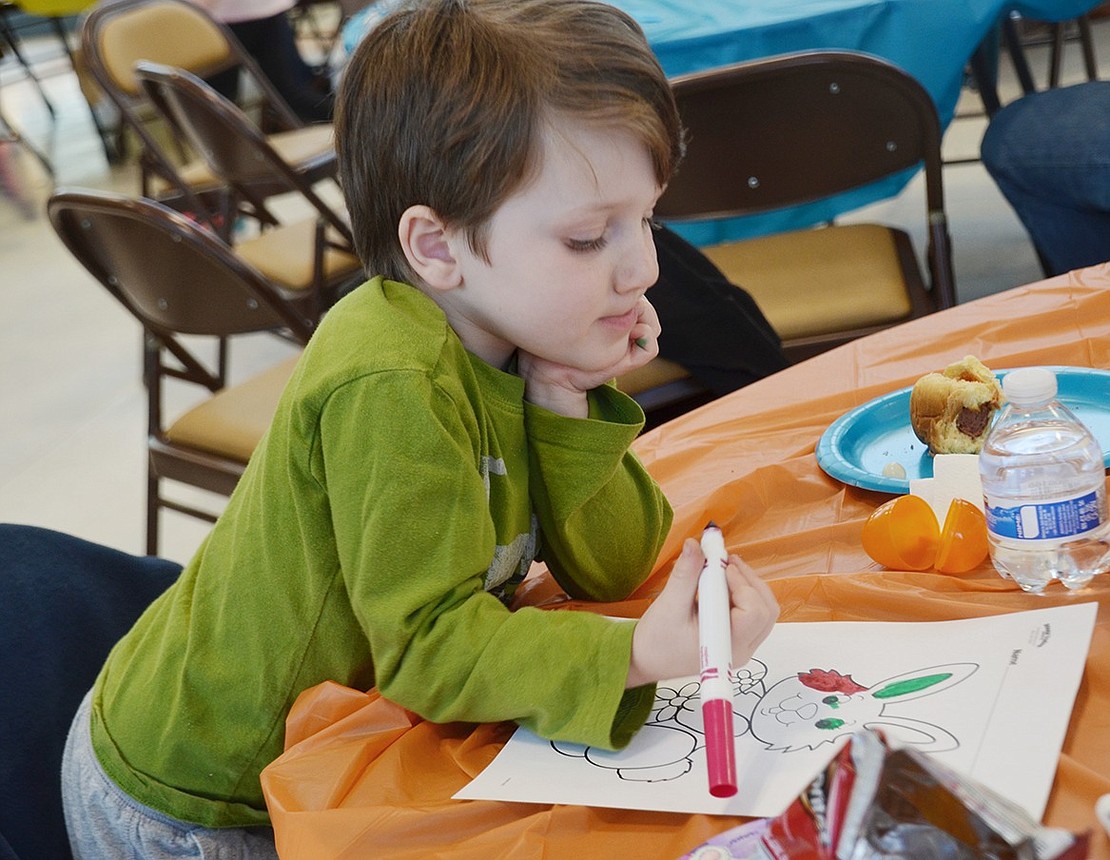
[749,664,978,753]
[549,661,977,785]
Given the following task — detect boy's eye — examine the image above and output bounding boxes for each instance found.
[566,216,657,252]
[566,235,607,253]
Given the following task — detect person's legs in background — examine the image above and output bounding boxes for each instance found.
[232,12,334,123]
[980,81,1110,276]
[207,11,334,124]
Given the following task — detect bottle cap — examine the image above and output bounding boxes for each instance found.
[1001,367,1057,405]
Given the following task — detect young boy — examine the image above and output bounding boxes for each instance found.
[61,1,779,856]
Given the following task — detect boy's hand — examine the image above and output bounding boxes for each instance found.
[626,538,779,689]
[519,296,661,418]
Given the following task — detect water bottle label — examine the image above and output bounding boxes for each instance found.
[984,489,1104,542]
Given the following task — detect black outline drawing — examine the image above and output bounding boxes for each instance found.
[550,660,978,785]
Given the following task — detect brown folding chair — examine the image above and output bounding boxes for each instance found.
[134,60,361,324]
[615,358,709,429]
[80,0,336,233]
[47,188,311,554]
[655,50,957,366]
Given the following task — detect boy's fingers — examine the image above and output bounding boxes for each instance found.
[664,538,704,600]
[635,295,661,332]
[727,555,777,606]
[724,556,779,651]
[734,619,775,657]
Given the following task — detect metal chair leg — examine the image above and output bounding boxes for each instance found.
[0,104,54,179]
[0,4,57,118]
[1002,13,1038,95]
[1077,15,1099,80]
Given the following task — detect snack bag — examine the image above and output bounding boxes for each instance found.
[692,730,1089,860]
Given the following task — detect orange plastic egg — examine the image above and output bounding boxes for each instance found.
[933,498,989,573]
[861,494,940,571]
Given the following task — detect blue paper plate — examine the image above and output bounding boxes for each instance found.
[816,367,1110,494]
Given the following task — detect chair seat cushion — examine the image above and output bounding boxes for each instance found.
[165,354,300,461]
[148,157,222,195]
[235,219,361,291]
[268,123,336,173]
[147,124,334,196]
[701,223,915,340]
[616,356,691,396]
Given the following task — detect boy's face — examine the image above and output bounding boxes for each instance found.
[441,120,662,373]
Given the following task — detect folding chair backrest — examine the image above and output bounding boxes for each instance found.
[80,0,306,214]
[656,49,954,308]
[48,189,308,555]
[659,50,942,217]
[136,61,352,240]
[88,0,234,98]
[47,188,315,342]
[139,62,275,183]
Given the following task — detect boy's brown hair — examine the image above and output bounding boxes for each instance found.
[335,0,684,284]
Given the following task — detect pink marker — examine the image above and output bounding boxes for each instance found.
[699,522,737,798]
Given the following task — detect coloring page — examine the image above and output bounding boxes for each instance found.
[455,602,1097,819]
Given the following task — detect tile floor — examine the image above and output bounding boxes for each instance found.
[1,14,1107,564]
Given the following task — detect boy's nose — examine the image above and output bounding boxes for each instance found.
[616,231,659,294]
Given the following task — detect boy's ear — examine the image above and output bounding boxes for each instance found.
[398,205,462,291]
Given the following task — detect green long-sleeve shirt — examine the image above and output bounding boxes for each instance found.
[91,278,673,827]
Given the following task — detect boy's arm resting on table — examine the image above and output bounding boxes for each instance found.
[317,373,660,750]
[524,383,673,602]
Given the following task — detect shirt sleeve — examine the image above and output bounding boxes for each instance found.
[314,371,660,749]
[525,383,674,602]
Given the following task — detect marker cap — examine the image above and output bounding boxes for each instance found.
[702,698,738,798]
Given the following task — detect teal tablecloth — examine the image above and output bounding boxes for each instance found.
[341,0,1102,243]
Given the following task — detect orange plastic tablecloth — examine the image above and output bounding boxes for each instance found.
[262,263,1110,859]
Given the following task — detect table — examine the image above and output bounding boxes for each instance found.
[604,0,1100,117]
[261,262,1110,860]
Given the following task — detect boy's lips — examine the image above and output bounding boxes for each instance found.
[600,306,639,331]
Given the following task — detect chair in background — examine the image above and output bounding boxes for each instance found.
[0,2,59,123]
[79,0,335,234]
[1004,10,1100,95]
[616,223,792,429]
[1,87,54,212]
[615,358,711,430]
[971,10,1102,118]
[135,60,361,325]
[48,188,311,554]
[655,50,957,366]
[0,0,119,161]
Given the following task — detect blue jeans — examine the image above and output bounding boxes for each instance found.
[61,691,279,860]
[980,80,1110,276]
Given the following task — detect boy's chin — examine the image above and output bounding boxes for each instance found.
[534,341,627,376]
[576,354,625,377]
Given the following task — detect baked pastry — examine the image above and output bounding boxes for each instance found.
[909,356,1003,455]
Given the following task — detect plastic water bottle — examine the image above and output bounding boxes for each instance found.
[978,367,1110,593]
